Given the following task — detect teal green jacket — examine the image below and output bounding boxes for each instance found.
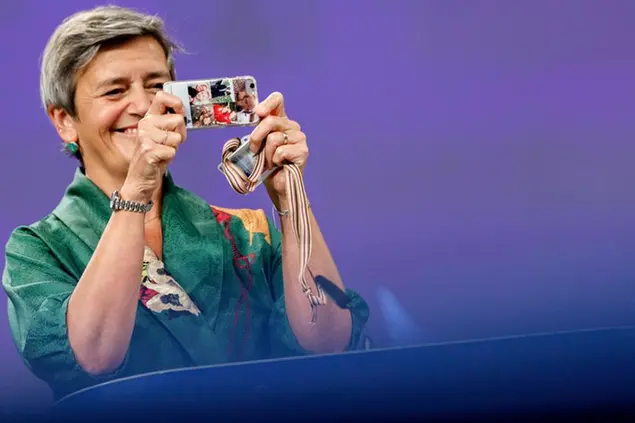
[2,169,369,400]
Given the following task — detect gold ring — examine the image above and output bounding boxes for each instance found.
[282,133,288,145]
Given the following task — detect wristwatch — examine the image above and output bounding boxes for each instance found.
[109,190,154,214]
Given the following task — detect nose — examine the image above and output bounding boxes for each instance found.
[127,84,152,117]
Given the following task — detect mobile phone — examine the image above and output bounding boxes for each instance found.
[163,76,259,130]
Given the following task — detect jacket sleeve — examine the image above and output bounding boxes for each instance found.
[265,218,370,356]
[2,226,127,399]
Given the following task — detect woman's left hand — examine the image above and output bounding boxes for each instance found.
[247,92,309,211]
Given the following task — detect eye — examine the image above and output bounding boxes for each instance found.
[148,83,164,91]
[104,88,124,97]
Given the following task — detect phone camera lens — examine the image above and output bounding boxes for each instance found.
[249,83,255,89]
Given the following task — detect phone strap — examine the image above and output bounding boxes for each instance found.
[219,137,326,324]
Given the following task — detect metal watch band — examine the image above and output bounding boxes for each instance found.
[109,191,154,214]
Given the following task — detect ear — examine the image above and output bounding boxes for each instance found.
[48,106,78,145]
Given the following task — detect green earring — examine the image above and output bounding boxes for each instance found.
[63,141,79,158]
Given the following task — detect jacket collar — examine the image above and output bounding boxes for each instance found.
[52,168,229,364]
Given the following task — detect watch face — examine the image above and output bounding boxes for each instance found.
[109,191,118,210]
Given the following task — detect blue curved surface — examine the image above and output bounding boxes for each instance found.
[54,327,635,421]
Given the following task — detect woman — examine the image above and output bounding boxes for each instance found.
[2,5,369,401]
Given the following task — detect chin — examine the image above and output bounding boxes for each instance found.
[105,133,133,171]
[111,130,136,151]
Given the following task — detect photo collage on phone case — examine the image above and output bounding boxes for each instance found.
[187,78,258,129]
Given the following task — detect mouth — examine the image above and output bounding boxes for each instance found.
[112,125,138,137]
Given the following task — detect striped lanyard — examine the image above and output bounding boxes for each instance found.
[220,137,327,323]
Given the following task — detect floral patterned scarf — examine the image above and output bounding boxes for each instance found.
[138,246,201,317]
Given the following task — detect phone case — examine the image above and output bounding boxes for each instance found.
[163,76,259,130]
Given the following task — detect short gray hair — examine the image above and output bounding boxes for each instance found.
[40,5,182,117]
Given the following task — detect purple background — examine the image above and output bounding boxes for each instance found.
[1,0,634,410]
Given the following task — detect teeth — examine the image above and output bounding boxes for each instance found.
[124,128,137,135]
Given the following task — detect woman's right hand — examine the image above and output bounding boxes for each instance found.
[121,91,188,203]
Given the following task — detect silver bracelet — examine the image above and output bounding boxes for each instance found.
[273,202,311,217]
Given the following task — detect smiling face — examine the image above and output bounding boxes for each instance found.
[50,35,171,184]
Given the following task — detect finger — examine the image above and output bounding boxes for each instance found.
[140,113,188,143]
[139,126,183,150]
[264,130,304,170]
[254,92,286,118]
[151,144,178,164]
[249,116,300,154]
[146,90,186,116]
[141,113,185,131]
[137,139,177,165]
[264,132,286,170]
[272,144,309,169]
